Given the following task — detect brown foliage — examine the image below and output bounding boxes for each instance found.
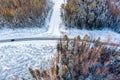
[20,35,119,80]
[61,0,120,32]
[55,35,120,80]
[106,0,120,16]
[0,0,48,27]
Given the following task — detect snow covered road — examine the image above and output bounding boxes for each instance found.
[46,1,63,36]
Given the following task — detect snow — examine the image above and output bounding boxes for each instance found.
[0,26,119,43]
[0,0,64,39]
[0,0,120,79]
[44,0,64,37]
[0,0,119,43]
[0,27,47,40]
[0,41,57,80]
[62,28,120,43]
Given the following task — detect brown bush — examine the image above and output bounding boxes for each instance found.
[61,0,120,32]
[24,35,120,80]
[0,0,51,28]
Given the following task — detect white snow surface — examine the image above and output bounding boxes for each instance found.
[0,0,119,43]
[46,1,62,36]
[0,41,57,80]
[0,27,47,40]
[62,28,120,43]
[42,0,64,37]
[0,0,64,39]
[0,0,120,79]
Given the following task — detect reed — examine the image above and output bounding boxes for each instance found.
[19,35,120,80]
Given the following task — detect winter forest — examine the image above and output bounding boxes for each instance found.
[0,0,120,80]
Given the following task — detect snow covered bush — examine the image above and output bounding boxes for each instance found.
[0,0,53,28]
[61,0,120,33]
[20,35,120,80]
[56,35,120,80]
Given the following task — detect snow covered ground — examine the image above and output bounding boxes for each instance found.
[0,0,64,39]
[0,26,120,43]
[60,27,120,43]
[46,0,64,36]
[0,0,120,79]
[0,0,119,43]
[0,41,57,80]
[0,27,47,40]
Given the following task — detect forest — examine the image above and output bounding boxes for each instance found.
[61,0,120,32]
[0,0,52,28]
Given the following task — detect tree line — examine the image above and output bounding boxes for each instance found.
[61,0,120,33]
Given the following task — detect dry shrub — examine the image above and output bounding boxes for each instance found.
[61,0,120,32]
[55,35,120,80]
[20,35,120,80]
[0,0,50,28]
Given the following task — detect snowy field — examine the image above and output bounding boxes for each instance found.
[0,41,57,80]
[0,27,47,40]
[0,27,120,43]
[60,26,120,43]
[0,0,120,79]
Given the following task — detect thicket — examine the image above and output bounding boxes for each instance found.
[61,0,120,32]
[0,0,52,28]
[18,35,120,80]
